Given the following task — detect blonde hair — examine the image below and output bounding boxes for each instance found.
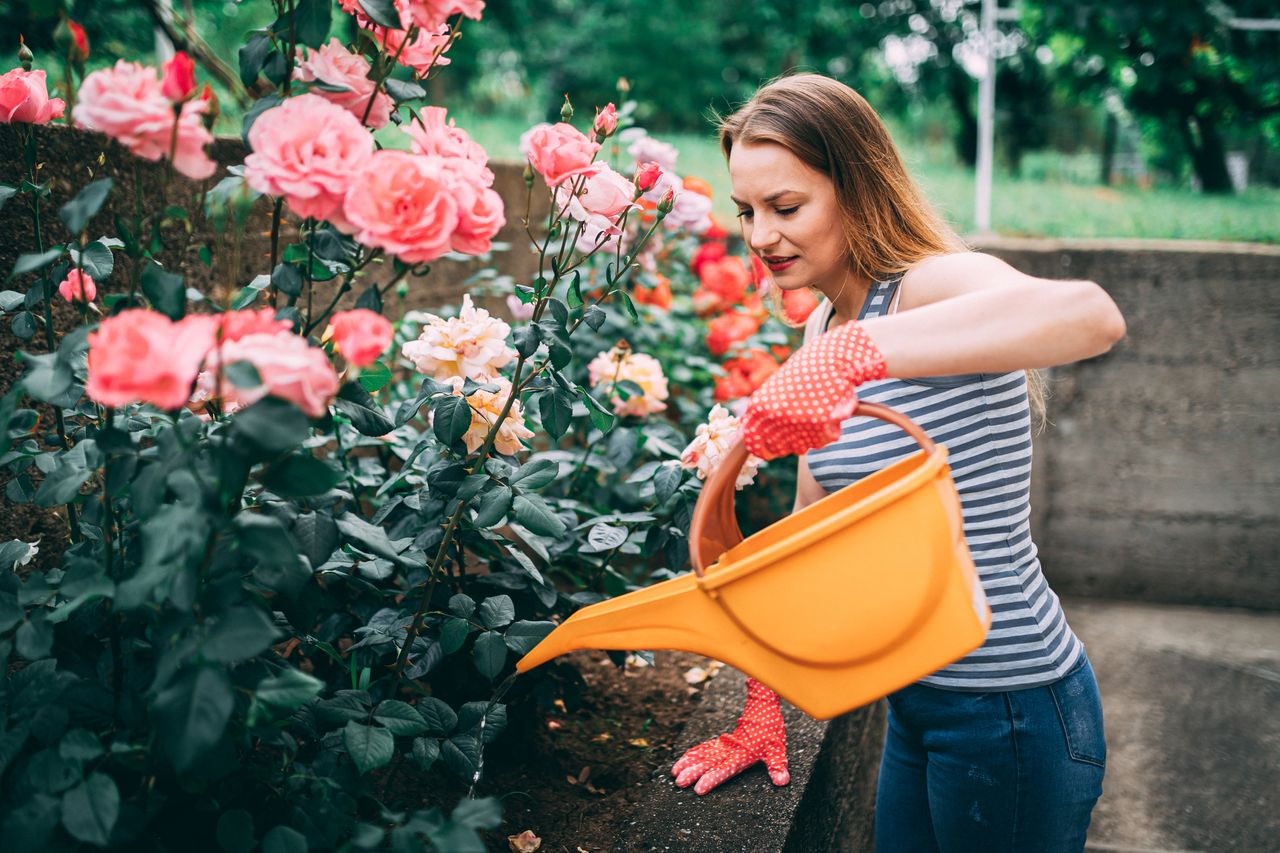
[717,73,1046,430]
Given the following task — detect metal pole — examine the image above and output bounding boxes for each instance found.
[975,0,997,234]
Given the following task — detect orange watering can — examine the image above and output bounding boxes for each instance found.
[515,403,991,720]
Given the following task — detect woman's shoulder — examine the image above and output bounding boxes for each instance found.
[899,250,1023,311]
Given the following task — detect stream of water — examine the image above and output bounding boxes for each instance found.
[467,670,521,799]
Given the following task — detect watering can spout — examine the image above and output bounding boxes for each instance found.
[515,570,730,673]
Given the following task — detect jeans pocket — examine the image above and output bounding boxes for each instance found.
[1049,658,1107,768]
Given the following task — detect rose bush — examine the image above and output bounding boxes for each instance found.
[0,7,811,850]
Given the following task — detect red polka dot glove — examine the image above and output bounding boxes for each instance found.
[670,677,790,795]
[740,320,888,460]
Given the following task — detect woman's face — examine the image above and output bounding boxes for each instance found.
[728,140,847,295]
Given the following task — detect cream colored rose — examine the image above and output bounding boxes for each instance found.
[587,345,669,418]
[680,404,764,489]
[401,295,517,381]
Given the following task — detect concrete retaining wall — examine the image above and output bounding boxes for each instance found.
[977,238,1280,610]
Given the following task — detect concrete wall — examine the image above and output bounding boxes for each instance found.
[978,238,1280,610]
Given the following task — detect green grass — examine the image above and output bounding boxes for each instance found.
[453,109,1280,244]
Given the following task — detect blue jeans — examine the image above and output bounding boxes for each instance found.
[875,654,1106,852]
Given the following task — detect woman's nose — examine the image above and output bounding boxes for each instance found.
[749,223,778,253]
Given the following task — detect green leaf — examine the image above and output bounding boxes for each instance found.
[448,593,475,618]
[271,263,303,297]
[372,700,429,736]
[261,825,307,853]
[586,522,627,552]
[16,613,54,660]
[254,668,323,712]
[140,263,185,320]
[411,737,440,771]
[583,304,607,331]
[239,34,272,87]
[315,690,372,724]
[356,0,402,28]
[357,360,392,393]
[343,720,394,774]
[234,397,311,454]
[79,241,114,281]
[384,78,426,102]
[19,351,74,404]
[450,797,502,831]
[0,289,23,311]
[503,620,555,655]
[654,462,682,504]
[334,382,393,436]
[432,394,471,445]
[33,452,92,507]
[477,595,514,630]
[262,452,342,497]
[216,810,255,853]
[512,323,542,359]
[10,248,63,279]
[58,730,104,763]
[60,773,119,847]
[203,607,281,663]
[58,179,112,235]
[510,458,558,490]
[441,733,481,779]
[0,184,15,212]
[224,359,262,389]
[471,631,507,681]
[580,388,616,433]
[439,617,469,655]
[417,697,457,736]
[293,0,332,47]
[293,511,339,568]
[236,514,310,597]
[538,387,575,439]
[471,485,512,527]
[11,311,36,340]
[512,494,567,538]
[153,667,235,774]
[334,512,409,565]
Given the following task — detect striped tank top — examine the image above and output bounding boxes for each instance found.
[804,274,1083,691]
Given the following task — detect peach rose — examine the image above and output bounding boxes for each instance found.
[207,332,339,419]
[525,122,600,188]
[58,269,96,303]
[0,69,66,125]
[436,375,532,457]
[402,0,485,29]
[451,182,505,255]
[73,61,215,180]
[244,93,374,225]
[86,309,219,410]
[330,308,393,367]
[407,106,492,182]
[294,39,394,129]
[680,404,764,489]
[587,345,669,418]
[401,294,515,381]
[341,149,458,262]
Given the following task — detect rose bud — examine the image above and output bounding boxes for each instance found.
[635,161,662,193]
[160,51,197,103]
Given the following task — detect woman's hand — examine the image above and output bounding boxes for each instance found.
[671,677,790,795]
[739,320,887,460]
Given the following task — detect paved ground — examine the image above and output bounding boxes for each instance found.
[1065,598,1280,853]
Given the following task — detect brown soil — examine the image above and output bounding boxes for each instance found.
[400,650,718,853]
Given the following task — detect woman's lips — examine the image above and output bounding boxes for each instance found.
[764,255,797,272]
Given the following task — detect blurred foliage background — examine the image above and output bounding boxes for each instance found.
[6,0,1278,241]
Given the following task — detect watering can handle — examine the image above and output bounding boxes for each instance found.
[689,401,936,578]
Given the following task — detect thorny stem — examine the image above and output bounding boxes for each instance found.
[362,24,413,126]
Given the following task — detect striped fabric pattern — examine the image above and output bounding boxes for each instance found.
[803,277,1083,691]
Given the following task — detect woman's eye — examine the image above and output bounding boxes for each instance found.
[736,209,753,219]
[776,206,799,216]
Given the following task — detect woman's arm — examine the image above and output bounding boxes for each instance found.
[858,252,1127,378]
[792,454,828,513]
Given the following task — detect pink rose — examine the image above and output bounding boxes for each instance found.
[593,103,617,139]
[0,69,66,125]
[451,183,505,255]
[294,39,394,129]
[160,51,196,102]
[524,122,600,188]
[58,269,96,303]
[401,0,485,29]
[243,93,374,224]
[407,107,492,180]
[330,308,393,367]
[73,61,215,180]
[627,133,679,173]
[635,161,662,193]
[374,21,454,75]
[86,309,218,410]
[342,149,459,262]
[570,163,634,220]
[218,307,292,342]
[210,332,339,419]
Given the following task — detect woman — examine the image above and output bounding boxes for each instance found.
[668,74,1124,851]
